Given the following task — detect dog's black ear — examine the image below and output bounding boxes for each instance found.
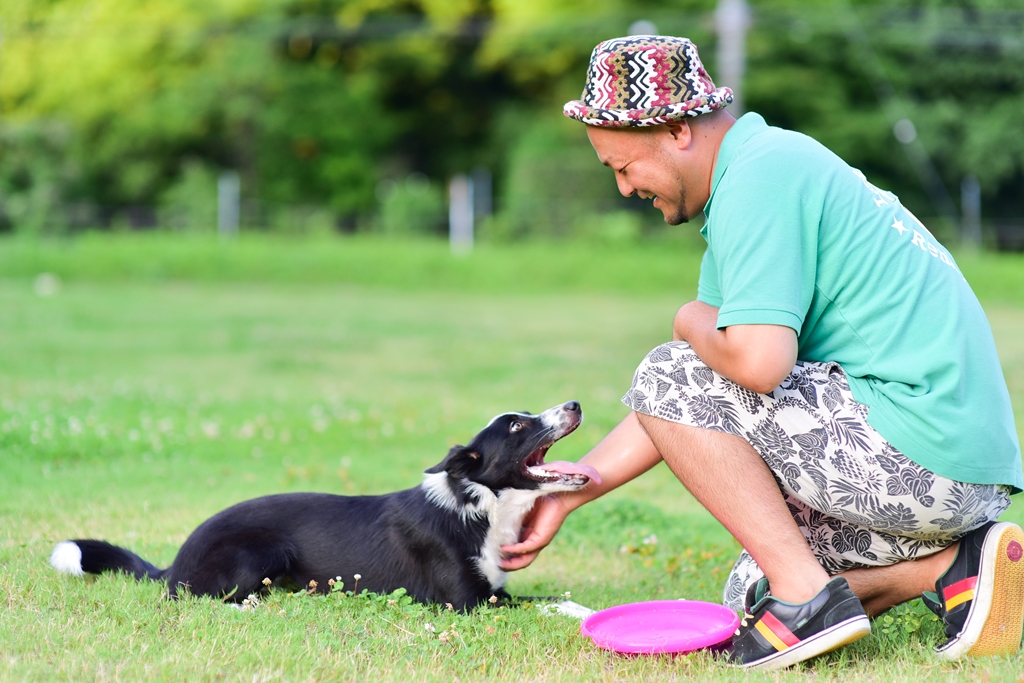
[424,445,481,477]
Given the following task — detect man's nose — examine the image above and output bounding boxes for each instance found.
[615,175,635,198]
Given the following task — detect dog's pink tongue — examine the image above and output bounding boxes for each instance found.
[535,461,603,485]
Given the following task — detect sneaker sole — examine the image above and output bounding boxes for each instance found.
[743,614,871,671]
[936,522,1024,659]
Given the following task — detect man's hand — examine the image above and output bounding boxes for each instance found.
[499,412,663,571]
[673,300,797,394]
[500,494,572,570]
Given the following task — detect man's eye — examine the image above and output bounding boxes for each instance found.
[509,421,523,433]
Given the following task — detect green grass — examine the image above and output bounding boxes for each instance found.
[2,234,1024,681]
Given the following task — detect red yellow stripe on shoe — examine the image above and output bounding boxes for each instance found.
[754,611,800,651]
[942,576,977,611]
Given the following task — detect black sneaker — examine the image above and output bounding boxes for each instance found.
[728,576,871,670]
[926,521,1024,659]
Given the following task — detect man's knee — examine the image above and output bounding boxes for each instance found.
[629,340,706,396]
[636,340,696,370]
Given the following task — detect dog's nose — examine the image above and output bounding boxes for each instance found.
[564,400,581,413]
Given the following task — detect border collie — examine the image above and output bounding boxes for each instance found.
[49,401,600,610]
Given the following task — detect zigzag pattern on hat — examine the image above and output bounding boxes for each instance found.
[627,47,661,108]
[565,35,733,128]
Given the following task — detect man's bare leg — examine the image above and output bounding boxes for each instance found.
[842,544,958,617]
[635,412,829,604]
[635,411,961,613]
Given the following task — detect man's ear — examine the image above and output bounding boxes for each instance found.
[424,445,481,476]
[665,121,692,150]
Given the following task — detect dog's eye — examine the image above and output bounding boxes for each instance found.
[509,421,523,433]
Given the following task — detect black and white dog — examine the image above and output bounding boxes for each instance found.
[49,401,600,610]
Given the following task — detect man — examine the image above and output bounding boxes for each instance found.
[500,35,1024,670]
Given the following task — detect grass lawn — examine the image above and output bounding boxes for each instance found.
[1,234,1023,681]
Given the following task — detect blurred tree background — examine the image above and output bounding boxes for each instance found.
[0,0,1022,245]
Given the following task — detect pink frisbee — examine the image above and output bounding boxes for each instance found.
[581,600,739,655]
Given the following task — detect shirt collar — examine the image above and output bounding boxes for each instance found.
[701,112,769,234]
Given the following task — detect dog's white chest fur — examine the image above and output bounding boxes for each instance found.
[422,473,545,591]
[474,487,547,590]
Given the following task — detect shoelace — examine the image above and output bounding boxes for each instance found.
[735,612,755,636]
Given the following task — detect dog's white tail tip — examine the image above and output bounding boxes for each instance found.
[50,541,84,577]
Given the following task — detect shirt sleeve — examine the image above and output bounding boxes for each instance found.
[706,178,818,333]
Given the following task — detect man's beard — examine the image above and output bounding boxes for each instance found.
[662,184,689,225]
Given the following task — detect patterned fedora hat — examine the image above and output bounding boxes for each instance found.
[564,35,733,128]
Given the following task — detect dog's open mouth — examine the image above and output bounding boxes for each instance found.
[523,445,602,486]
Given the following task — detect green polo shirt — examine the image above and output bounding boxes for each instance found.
[697,112,1022,490]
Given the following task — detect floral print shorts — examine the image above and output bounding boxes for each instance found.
[622,341,1012,611]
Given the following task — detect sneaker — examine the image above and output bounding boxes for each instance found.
[926,521,1024,659]
[728,576,871,670]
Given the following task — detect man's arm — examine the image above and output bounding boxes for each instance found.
[501,302,797,570]
[673,300,797,394]
[500,411,662,570]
